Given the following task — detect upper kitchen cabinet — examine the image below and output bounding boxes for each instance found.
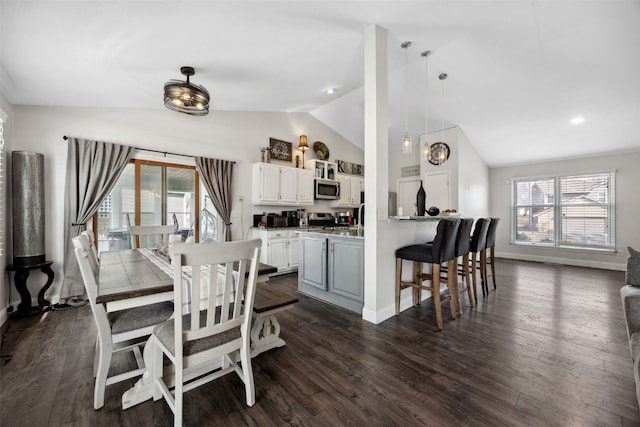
[307,159,337,181]
[252,162,313,206]
[334,174,363,207]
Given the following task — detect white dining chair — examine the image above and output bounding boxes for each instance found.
[72,234,175,410]
[81,230,100,275]
[129,224,177,249]
[152,239,261,426]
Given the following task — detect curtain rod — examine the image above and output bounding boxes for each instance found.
[62,136,236,163]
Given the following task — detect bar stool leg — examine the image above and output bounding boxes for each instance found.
[480,249,488,296]
[453,258,463,315]
[431,263,444,330]
[395,258,402,315]
[471,252,479,305]
[462,254,473,307]
[490,247,497,289]
[444,261,457,320]
[413,261,421,305]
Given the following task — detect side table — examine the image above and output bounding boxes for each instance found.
[6,261,54,316]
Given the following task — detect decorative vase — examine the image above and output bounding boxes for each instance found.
[416,180,426,216]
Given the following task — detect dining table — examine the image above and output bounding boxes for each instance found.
[97,247,298,409]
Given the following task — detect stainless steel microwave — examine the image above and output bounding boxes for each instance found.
[314,178,340,200]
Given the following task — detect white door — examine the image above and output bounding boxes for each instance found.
[268,238,288,270]
[288,237,300,269]
[349,178,363,206]
[425,172,450,211]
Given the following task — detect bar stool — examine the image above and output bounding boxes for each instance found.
[395,218,460,330]
[453,218,475,312]
[484,217,500,294]
[469,218,490,303]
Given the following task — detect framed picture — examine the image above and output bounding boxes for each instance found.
[269,138,293,161]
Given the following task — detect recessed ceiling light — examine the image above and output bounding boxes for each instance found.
[570,116,585,125]
[324,88,335,95]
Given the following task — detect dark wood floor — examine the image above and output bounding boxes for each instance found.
[1,259,638,426]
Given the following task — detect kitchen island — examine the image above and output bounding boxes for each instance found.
[297,228,364,314]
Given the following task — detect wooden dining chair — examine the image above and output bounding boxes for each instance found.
[72,234,174,410]
[129,225,176,249]
[152,239,261,426]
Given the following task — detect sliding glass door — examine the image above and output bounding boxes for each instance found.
[95,159,200,252]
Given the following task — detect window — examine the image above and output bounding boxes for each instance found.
[93,159,202,253]
[512,173,614,250]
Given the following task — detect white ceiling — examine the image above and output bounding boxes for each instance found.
[1,1,639,167]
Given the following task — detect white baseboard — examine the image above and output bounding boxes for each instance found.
[496,251,625,271]
[364,290,433,325]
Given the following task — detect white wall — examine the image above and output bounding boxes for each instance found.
[490,151,640,270]
[6,105,363,309]
[458,129,489,219]
[0,94,14,325]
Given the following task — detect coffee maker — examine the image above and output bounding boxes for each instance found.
[282,210,299,227]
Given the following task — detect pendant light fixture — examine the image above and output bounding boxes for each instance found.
[438,72,448,165]
[421,50,431,161]
[164,66,210,116]
[401,41,412,153]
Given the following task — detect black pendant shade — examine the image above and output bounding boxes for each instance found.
[164,66,210,116]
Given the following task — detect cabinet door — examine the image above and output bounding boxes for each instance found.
[336,175,351,206]
[298,169,314,205]
[299,236,327,290]
[280,167,298,203]
[328,238,364,302]
[258,164,280,202]
[288,237,300,269]
[349,177,363,205]
[267,238,288,270]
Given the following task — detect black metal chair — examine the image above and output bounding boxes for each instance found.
[469,218,490,303]
[484,217,500,294]
[395,218,461,330]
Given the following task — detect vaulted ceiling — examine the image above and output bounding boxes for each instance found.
[1,1,639,166]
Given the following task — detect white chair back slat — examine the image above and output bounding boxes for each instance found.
[129,225,176,249]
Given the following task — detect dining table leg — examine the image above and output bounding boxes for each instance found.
[122,335,160,409]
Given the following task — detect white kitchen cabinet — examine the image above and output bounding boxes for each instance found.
[252,163,313,206]
[335,174,363,207]
[251,228,299,273]
[306,159,337,181]
[298,168,314,205]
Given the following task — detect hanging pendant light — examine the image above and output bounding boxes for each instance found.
[401,41,412,153]
[164,66,210,116]
[439,72,448,165]
[421,50,431,161]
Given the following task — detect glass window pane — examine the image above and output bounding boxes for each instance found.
[96,163,134,252]
[515,206,555,244]
[559,174,610,247]
[515,178,554,206]
[140,164,163,225]
[166,167,196,240]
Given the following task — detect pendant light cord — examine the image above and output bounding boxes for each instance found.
[403,42,410,135]
[422,51,431,159]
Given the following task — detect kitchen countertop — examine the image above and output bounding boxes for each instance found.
[389,213,460,221]
[295,228,364,239]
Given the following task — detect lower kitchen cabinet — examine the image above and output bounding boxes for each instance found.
[250,228,299,273]
[298,233,364,313]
